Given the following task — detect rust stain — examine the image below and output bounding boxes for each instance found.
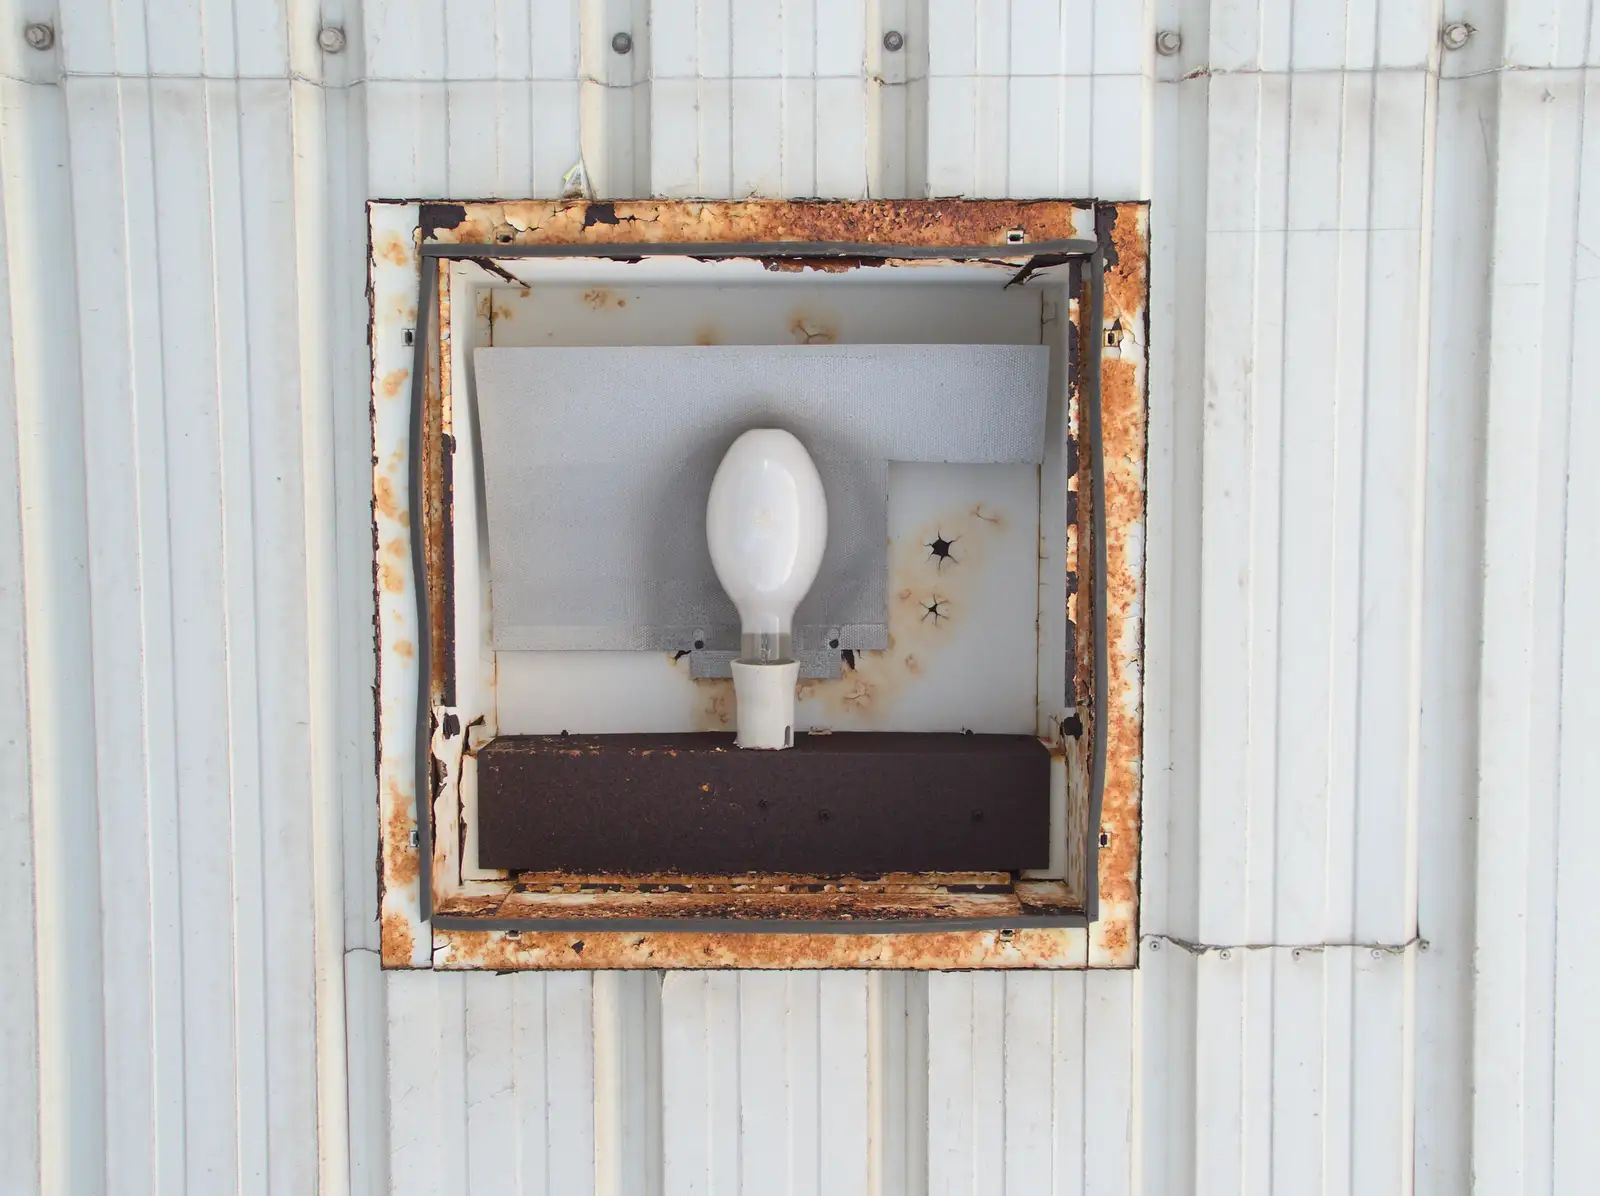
[582,287,627,310]
[694,678,735,730]
[798,502,994,721]
[694,325,720,345]
[393,639,414,659]
[379,561,405,594]
[376,230,412,267]
[789,312,837,344]
[380,368,409,399]
[381,912,415,967]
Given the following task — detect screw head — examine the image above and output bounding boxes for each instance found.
[883,30,905,52]
[23,22,55,50]
[1147,938,1161,952]
[1155,29,1182,57]
[1441,22,1472,50]
[1292,948,1303,961]
[1218,948,1232,961]
[318,26,346,53]
[612,31,634,54]
[1370,948,1384,960]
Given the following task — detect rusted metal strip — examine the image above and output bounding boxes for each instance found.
[475,732,1052,875]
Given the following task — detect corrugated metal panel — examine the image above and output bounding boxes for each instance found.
[4,1,1600,1194]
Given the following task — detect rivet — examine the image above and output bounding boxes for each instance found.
[882,30,905,52]
[318,26,346,54]
[1441,22,1472,50]
[1291,948,1303,961]
[1155,29,1182,57]
[23,22,55,50]
[612,31,634,54]
[1148,938,1161,952]
[1370,948,1384,960]
[1218,948,1231,960]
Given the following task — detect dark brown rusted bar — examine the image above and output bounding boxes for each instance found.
[476,732,1052,874]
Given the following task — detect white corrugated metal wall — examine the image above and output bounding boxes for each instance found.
[1,0,1595,1192]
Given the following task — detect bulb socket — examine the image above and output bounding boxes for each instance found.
[731,660,800,750]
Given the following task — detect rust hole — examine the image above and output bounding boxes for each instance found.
[1099,830,1110,848]
[926,532,959,569]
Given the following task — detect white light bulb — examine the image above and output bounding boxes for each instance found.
[706,429,828,749]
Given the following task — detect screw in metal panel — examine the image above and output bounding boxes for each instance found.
[1441,22,1472,50]
[1147,938,1161,952]
[318,26,346,53]
[1291,948,1303,961]
[1218,948,1232,960]
[23,22,55,50]
[408,829,419,848]
[882,30,905,52]
[1370,948,1384,960]
[612,31,633,54]
[1155,29,1182,57]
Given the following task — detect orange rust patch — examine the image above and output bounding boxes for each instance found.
[694,325,720,345]
[1098,918,1130,959]
[374,475,408,525]
[380,561,405,593]
[582,287,626,310]
[393,639,414,659]
[903,655,922,674]
[376,230,412,267]
[386,780,419,886]
[380,368,409,399]
[381,912,416,967]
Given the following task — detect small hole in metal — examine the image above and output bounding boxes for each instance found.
[818,808,831,822]
[694,638,705,649]
[828,638,840,649]
[402,328,415,347]
[1006,228,1026,244]
[784,725,792,748]
[1099,830,1110,848]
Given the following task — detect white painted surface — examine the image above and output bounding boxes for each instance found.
[2,1,1598,1194]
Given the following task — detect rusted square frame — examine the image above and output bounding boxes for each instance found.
[371,200,1147,969]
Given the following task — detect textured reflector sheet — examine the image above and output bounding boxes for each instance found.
[472,343,1049,652]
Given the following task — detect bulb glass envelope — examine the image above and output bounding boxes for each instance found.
[370,200,1149,971]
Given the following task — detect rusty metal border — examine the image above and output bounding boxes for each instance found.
[406,236,1107,935]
